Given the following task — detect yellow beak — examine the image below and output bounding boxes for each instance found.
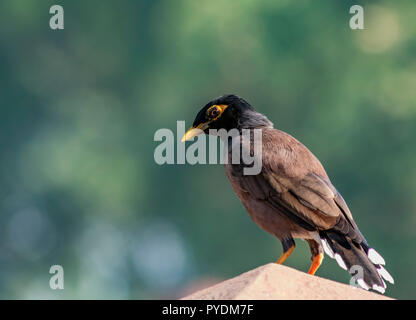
[181,123,209,142]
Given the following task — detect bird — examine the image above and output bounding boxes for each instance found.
[182,94,394,293]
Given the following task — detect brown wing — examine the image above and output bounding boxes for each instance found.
[230,128,366,244]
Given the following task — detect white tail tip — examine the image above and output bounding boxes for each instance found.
[357,278,370,290]
[335,253,347,270]
[368,248,386,265]
[372,284,386,294]
[321,239,335,258]
[377,265,394,284]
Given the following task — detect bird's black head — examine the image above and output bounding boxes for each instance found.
[182,94,271,142]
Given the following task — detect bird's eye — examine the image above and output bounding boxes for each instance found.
[208,107,220,118]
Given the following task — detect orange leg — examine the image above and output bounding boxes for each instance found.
[308,253,324,275]
[276,245,295,264]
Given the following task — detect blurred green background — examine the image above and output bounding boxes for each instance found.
[0,0,415,299]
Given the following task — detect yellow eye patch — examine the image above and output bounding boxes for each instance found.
[206,104,228,121]
[182,104,229,142]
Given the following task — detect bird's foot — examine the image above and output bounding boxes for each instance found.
[276,245,295,264]
[307,253,324,275]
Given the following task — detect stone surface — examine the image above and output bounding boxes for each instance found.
[181,263,392,300]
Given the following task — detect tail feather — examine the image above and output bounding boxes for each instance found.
[320,231,393,294]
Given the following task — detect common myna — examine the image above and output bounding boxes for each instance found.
[182,94,394,293]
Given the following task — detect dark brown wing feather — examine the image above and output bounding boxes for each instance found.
[230,128,367,245]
